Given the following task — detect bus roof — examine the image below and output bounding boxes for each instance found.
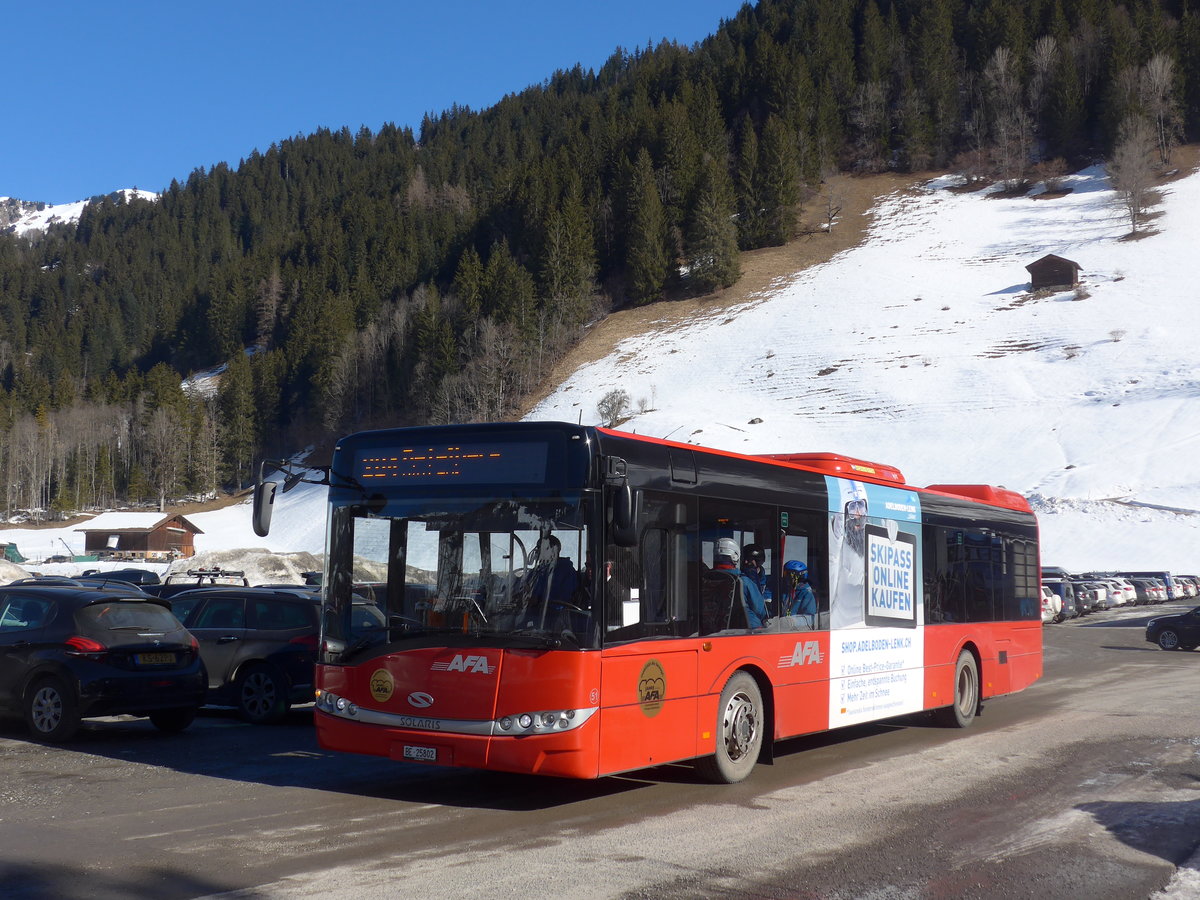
[595,426,1032,514]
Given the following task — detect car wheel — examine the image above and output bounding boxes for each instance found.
[695,671,764,784]
[149,707,197,733]
[237,664,289,724]
[24,676,81,742]
[936,650,979,728]
[1157,629,1181,651]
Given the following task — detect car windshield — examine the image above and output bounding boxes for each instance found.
[76,601,187,645]
[324,495,597,660]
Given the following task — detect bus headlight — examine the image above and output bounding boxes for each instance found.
[493,707,595,734]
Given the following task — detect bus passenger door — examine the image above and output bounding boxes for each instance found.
[598,646,699,775]
[598,492,700,775]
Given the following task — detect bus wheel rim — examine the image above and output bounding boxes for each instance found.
[957,664,976,715]
[723,692,758,760]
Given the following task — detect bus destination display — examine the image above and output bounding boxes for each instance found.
[355,441,549,486]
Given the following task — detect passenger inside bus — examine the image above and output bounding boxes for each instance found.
[581,554,631,622]
[740,543,768,597]
[782,559,817,627]
[713,538,770,630]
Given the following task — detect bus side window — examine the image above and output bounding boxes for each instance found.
[605,492,697,641]
[779,510,828,631]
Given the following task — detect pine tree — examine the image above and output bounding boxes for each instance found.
[734,117,762,249]
[216,351,256,488]
[758,115,801,245]
[623,149,669,305]
[686,153,741,293]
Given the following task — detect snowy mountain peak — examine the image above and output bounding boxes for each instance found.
[0,189,158,237]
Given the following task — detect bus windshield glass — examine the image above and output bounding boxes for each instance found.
[325,494,597,658]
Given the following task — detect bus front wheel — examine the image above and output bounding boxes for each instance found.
[696,672,764,784]
[936,650,979,728]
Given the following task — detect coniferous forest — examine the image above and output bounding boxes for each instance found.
[2,0,1198,518]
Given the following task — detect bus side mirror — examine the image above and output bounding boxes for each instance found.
[252,480,277,537]
[612,484,638,547]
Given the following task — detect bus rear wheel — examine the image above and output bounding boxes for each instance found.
[936,650,979,729]
[696,672,763,784]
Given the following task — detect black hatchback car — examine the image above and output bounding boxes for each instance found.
[0,585,205,741]
[1145,606,1200,651]
[169,587,322,724]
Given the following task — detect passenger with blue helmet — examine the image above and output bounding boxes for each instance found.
[783,559,817,623]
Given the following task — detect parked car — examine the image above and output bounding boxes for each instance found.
[1130,578,1166,605]
[10,576,90,587]
[1041,586,1062,623]
[1092,579,1127,607]
[169,587,325,724]
[1044,579,1078,619]
[77,568,162,587]
[0,584,204,741]
[1145,606,1200,651]
[1071,582,1100,613]
[141,568,251,601]
[1117,571,1180,601]
[1110,578,1138,606]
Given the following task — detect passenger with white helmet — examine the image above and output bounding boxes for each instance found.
[713,537,770,629]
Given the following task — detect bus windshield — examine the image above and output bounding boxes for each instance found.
[324,494,597,658]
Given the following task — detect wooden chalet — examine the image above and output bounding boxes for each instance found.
[75,512,203,560]
[1026,254,1081,291]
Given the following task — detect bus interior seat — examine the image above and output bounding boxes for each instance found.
[700,570,746,633]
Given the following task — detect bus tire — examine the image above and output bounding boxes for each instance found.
[936,651,979,729]
[696,672,763,784]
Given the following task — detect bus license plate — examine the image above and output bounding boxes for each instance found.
[137,652,175,665]
[403,745,437,762]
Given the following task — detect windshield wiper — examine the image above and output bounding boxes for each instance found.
[507,630,568,649]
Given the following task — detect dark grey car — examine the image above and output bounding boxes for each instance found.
[170,587,320,723]
[1145,606,1200,651]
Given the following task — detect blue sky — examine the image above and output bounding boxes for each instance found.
[5,0,747,205]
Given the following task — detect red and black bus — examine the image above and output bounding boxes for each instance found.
[253,421,1041,782]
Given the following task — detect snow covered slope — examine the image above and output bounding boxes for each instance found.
[529,164,1200,572]
[0,189,157,236]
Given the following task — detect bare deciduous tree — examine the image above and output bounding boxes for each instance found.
[145,406,186,512]
[1028,36,1058,125]
[985,48,1032,189]
[1140,54,1182,167]
[597,390,631,427]
[1108,117,1157,234]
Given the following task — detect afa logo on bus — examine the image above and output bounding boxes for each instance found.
[431,654,496,674]
[638,659,667,717]
[779,640,825,668]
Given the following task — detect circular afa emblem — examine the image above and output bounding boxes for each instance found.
[637,659,667,718]
[369,668,395,703]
